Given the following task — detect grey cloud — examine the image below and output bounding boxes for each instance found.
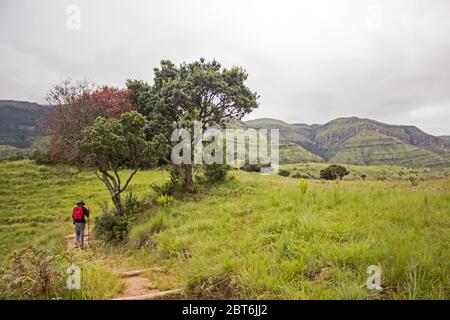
[0,0,449,135]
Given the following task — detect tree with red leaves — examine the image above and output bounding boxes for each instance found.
[46,80,135,165]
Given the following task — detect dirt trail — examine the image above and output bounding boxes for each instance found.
[116,273,159,298]
[64,229,181,299]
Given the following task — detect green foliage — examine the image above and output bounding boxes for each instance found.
[77,111,167,214]
[127,58,259,191]
[151,166,183,197]
[409,177,419,187]
[320,164,350,180]
[94,193,143,242]
[278,169,291,177]
[155,194,173,207]
[78,111,165,170]
[298,179,309,195]
[94,206,135,242]
[30,149,53,165]
[123,192,141,215]
[0,145,29,160]
[291,172,302,179]
[203,163,231,183]
[240,163,270,173]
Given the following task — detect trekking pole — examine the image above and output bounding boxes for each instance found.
[86,215,90,248]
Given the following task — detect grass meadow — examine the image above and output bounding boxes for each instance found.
[0,160,449,299]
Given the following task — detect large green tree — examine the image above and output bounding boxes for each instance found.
[77,111,166,214]
[127,58,259,191]
[320,165,350,181]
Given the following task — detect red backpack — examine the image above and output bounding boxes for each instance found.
[72,207,84,222]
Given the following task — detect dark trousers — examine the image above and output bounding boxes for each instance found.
[74,222,85,249]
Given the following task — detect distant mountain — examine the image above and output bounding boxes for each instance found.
[244,117,450,168]
[1,100,449,168]
[0,100,49,148]
[439,136,450,146]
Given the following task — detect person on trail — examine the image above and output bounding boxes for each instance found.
[72,200,90,249]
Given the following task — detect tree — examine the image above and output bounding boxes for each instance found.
[46,80,135,165]
[127,58,259,191]
[77,111,166,215]
[360,174,367,181]
[320,165,350,181]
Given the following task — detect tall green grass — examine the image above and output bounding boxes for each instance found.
[1,160,448,299]
[127,173,450,299]
[0,160,167,263]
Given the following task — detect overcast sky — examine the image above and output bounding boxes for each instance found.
[1,0,449,135]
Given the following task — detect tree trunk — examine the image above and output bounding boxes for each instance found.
[182,163,194,192]
[112,191,124,215]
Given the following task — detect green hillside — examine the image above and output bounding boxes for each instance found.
[328,131,447,167]
[0,100,49,149]
[0,145,29,159]
[0,160,448,299]
[280,162,450,181]
[244,117,450,168]
[280,143,324,163]
[1,101,449,168]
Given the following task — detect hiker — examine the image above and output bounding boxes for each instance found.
[72,200,90,249]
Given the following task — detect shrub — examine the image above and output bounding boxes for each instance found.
[151,166,183,197]
[203,163,230,183]
[291,172,302,178]
[30,149,53,165]
[0,247,64,299]
[123,192,141,215]
[94,204,136,242]
[155,194,173,207]
[278,169,290,177]
[94,209,119,242]
[409,177,419,187]
[320,165,349,181]
[112,215,135,242]
[239,163,271,173]
[298,179,309,195]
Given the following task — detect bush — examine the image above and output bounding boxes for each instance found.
[30,149,53,165]
[291,172,302,178]
[151,166,183,197]
[409,177,419,187]
[123,192,141,215]
[278,169,290,177]
[112,215,135,242]
[239,163,271,173]
[320,165,349,181]
[203,163,230,183]
[298,179,308,195]
[0,247,64,299]
[94,203,137,242]
[94,209,119,242]
[155,194,173,207]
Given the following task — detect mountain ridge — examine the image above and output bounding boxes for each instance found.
[1,100,449,168]
[244,117,450,167]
